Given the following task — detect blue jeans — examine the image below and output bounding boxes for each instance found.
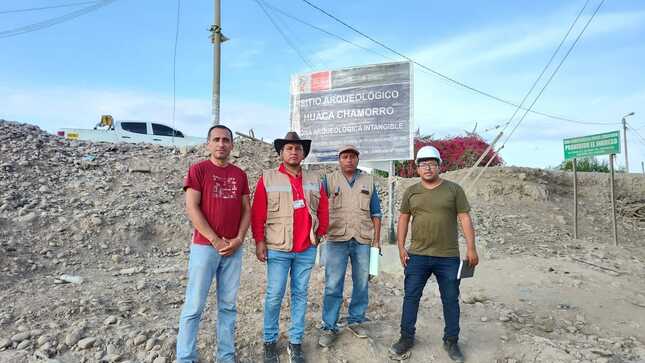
[176,244,243,363]
[264,246,317,344]
[400,254,461,341]
[322,239,370,331]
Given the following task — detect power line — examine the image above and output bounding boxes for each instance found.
[270,3,311,62]
[482,1,593,133]
[254,0,314,69]
[261,1,397,62]
[298,0,615,126]
[0,0,116,39]
[466,0,605,190]
[627,123,645,147]
[0,1,98,14]
[492,0,592,137]
[171,0,181,139]
[499,0,606,152]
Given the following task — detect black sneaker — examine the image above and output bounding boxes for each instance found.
[287,343,305,363]
[388,335,414,360]
[443,337,465,362]
[264,341,280,363]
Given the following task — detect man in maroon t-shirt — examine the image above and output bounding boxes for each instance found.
[176,125,251,363]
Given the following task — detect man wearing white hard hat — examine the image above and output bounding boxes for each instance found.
[389,145,478,362]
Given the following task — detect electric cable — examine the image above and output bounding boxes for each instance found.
[499,0,606,152]
[298,0,615,126]
[0,0,116,39]
[261,1,396,62]
[270,2,312,65]
[487,0,592,138]
[254,0,314,69]
[0,1,98,14]
[627,123,645,147]
[466,0,606,191]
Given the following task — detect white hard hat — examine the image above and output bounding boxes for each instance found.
[415,145,442,164]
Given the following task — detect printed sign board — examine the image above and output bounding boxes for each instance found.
[563,131,620,160]
[290,61,413,163]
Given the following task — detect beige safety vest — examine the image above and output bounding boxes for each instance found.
[326,170,375,245]
[263,168,321,251]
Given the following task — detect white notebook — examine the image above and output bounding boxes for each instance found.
[369,247,381,276]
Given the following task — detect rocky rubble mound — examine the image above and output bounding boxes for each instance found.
[0,120,279,362]
[0,120,277,278]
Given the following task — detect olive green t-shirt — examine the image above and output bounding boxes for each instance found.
[399,179,470,257]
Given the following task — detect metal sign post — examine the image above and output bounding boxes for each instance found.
[573,158,578,239]
[609,154,618,246]
[388,161,396,244]
[563,131,621,244]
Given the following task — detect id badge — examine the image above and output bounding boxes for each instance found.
[293,199,306,209]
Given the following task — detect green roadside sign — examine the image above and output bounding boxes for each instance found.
[563,130,620,160]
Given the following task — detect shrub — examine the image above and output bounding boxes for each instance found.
[396,135,503,177]
[559,157,610,173]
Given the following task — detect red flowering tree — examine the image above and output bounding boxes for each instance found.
[396,135,503,177]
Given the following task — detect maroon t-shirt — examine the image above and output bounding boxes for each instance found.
[183,160,250,245]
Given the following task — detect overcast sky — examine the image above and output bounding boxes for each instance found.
[1,0,644,170]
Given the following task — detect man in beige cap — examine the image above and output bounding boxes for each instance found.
[318,145,382,348]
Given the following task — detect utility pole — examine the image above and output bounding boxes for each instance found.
[622,112,635,173]
[210,0,222,125]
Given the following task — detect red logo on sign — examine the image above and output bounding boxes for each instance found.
[311,72,330,91]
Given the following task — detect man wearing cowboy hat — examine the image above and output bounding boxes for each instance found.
[251,131,329,363]
[318,145,382,348]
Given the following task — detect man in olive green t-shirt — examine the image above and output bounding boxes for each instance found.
[389,146,478,363]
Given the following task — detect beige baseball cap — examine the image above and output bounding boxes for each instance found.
[338,144,360,156]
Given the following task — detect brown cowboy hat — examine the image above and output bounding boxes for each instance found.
[273,131,312,157]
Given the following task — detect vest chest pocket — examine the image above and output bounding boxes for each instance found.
[359,193,370,211]
[267,192,280,212]
[331,192,342,209]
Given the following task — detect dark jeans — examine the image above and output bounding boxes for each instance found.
[400,254,461,341]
